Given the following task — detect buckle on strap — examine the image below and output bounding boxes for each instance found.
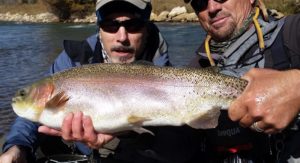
[98,138,120,158]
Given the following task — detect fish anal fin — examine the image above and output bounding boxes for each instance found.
[45,91,69,110]
[186,107,221,129]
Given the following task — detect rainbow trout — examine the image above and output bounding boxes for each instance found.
[12,64,247,134]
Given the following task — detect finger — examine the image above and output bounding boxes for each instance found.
[228,98,248,121]
[91,134,114,149]
[239,114,255,128]
[0,155,13,163]
[38,126,62,136]
[250,121,272,133]
[61,112,74,140]
[72,111,84,139]
[243,68,275,80]
[86,142,99,149]
[83,115,97,142]
[264,127,282,134]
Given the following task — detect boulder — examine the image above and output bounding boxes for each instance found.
[171,13,189,22]
[186,13,198,22]
[170,12,198,22]
[156,11,169,22]
[35,12,59,23]
[150,12,158,21]
[168,6,187,18]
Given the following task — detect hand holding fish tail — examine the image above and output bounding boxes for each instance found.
[39,111,114,149]
[228,68,300,134]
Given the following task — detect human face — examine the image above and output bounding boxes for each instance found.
[194,0,255,42]
[99,13,148,63]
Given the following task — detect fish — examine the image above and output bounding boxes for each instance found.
[11,64,248,134]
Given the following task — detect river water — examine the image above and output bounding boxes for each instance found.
[0,22,206,137]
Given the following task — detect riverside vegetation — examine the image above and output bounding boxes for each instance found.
[0,0,299,23]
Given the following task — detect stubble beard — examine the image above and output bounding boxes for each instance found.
[209,21,237,42]
[110,54,135,64]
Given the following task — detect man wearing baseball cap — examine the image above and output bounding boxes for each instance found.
[95,0,152,26]
[0,0,200,163]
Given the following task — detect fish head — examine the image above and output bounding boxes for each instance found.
[12,79,55,122]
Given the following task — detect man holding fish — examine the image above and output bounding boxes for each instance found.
[1,0,202,162]
[185,0,300,162]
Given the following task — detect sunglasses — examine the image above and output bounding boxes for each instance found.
[191,0,227,12]
[99,18,147,33]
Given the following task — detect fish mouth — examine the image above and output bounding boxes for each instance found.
[11,102,24,117]
[12,97,17,104]
[11,96,22,107]
[12,102,41,122]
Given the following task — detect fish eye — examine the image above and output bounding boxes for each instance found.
[18,89,27,97]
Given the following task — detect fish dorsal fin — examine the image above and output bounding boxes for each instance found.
[45,91,69,110]
[185,107,221,129]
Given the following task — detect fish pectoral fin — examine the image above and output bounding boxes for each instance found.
[45,91,69,109]
[133,127,154,135]
[185,107,221,129]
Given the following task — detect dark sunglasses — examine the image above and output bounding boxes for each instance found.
[99,18,147,33]
[191,0,227,12]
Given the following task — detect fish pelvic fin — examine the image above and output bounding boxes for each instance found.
[185,107,221,129]
[45,91,69,110]
[127,115,154,135]
[133,127,154,135]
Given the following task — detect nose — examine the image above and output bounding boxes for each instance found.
[207,0,222,14]
[116,26,129,43]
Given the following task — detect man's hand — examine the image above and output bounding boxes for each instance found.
[38,111,114,149]
[228,68,300,134]
[0,145,27,163]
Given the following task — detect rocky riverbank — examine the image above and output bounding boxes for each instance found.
[0,6,198,23]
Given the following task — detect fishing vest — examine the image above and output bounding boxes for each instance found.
[190,14,300,161]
